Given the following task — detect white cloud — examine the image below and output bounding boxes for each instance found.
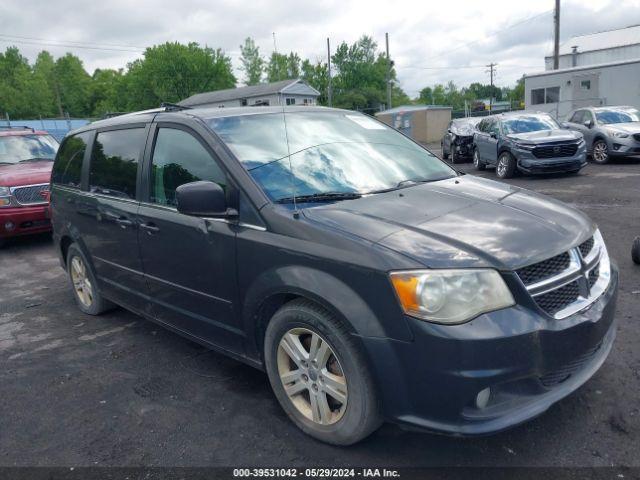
[1,0,639,98]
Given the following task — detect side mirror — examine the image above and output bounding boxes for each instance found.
[490,132,498,139]
[583,119,593,129]
[176,181,237,218]
[560,122,569,129]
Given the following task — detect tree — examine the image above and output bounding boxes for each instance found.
[124,42,236,109]
[90,68,125,116]
[301,59,328,104]
[33,51,60,116]
[266,52,301,82]
[239,37,264,86]
[54,53,92,116]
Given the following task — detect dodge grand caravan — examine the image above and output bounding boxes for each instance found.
[51,106,618,445]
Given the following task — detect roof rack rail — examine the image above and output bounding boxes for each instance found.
[102,112,129,119]
[0,125,35,132]
[160,102,192,112]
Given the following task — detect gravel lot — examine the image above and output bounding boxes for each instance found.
[1,148,639,468]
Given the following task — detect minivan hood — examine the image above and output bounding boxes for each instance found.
[302,176,594,270]
[0,161,53,187]
[507,129,582,144]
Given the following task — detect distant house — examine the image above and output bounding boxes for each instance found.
[179,79,320,108]
[544,24,640,70]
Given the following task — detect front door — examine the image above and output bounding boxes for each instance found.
[79,127,148,312]
[137,124,241,349]
[483,119,500,165]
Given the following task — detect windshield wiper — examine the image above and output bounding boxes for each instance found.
[369,176,454,194]
[18,157,53,163]
[276,192,362,204]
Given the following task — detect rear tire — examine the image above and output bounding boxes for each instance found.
[66,244,114,315]
[473,148,486,171]
[496,152,517,179]
[264,299,382,445]
[632,237,640,265]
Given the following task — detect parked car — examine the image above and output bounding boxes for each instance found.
[441,117,482,163]
[0,126,59,247]
[563,106,640,164]
[52,106,617,445]
[473,112,587,179]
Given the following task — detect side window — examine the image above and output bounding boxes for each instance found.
[569,110,584,123]
[489,120,500,135]
[51,132,91,189]
[583,110,595,124]
[477,119,487,133]
[150,128,227,207]
[89,128,145,199]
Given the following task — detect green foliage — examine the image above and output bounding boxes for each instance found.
[266,52,301,82]
[0,43,236,118]
[415,79,521,111]
[239,37,264,86]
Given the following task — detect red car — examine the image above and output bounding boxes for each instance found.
[0,126,59,247]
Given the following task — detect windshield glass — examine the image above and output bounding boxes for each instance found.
[595,108,640,124]
[501,115,559,134]
[0,134,59,164]
[208,111,455,202]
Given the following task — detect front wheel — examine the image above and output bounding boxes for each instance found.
[496,152,517,179]
[442,142,449,159]
[264,299,382,445]
[473,148,486,170]
[592,140,609,164]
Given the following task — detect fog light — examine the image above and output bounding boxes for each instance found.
[475,388,491,409]
[5,221,15,231]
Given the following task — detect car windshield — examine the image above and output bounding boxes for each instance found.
[595,108,640,124]
[208,111,455,202]
[0,134,59,164]
[501,115,559,134]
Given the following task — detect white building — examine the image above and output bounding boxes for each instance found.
[544,24,640,70]
[524,59,640,119]
[179,79,320,108]
[525,25,640,119]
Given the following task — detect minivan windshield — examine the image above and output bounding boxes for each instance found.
[0,134,59,165]
[208,111,455,202]
[501,115,560,135]
[595,108,640,124]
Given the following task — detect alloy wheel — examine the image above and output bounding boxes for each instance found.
[277,328,348,425]
[70,256,93,307]
[593,141,608,163]
[497,156,508,177]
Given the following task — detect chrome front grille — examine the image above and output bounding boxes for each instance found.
[11,183,50,205]
[516,252,570,285]
[517,232,611,319]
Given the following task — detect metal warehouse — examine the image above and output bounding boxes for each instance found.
[524,58,640,120]
[375,105,452,143]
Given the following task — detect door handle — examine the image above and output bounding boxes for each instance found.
[115,217,133,228]
[139,222,160,234]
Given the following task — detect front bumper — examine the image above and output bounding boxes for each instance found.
[452,138,474,158]
[607,136,640,156]
[515,145,587,174]
[359,263,618,436]
[0,204,51,239]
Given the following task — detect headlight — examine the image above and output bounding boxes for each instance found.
[0,186,10,208]
[390,269,515,324]
[611,131,629,138]
[514,142,535,150]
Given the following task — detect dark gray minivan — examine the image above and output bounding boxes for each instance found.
[51,105,618,445]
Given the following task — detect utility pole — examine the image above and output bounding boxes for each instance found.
[385,32,392,110]
[486,63,497,112]
[327,38,333,107]
[553,0,561,70]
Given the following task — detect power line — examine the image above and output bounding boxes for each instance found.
[398,63,541,70]
[0,36,143,53]
[0,32,146,50]
[423,9,553,62]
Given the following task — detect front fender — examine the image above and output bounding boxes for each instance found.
[241,265,414,359]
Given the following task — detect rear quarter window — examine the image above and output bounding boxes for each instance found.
[51,132,91,189]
